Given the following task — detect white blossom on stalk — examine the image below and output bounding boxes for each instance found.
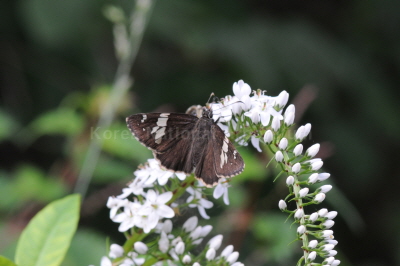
[306,143,320,158]
[292,163,301,173]
[308,173,319,184]
[263,130,273,143]
[275,151,284,162]
[208,235,223,250]
[297,225,306,234]
[318,173,331,182]
[294,208,304,219]
[275,91,289,108]
[293,144,303,156]
[314,193,326,203]
[308,240,318,249]
[213,178,230,205]
[187,187,214,219]
[206,248,216,260]
[183,216,198,232]
[251,135,262,152]
[182,255,191,264]
[319,185,333,193]
[109,244,124,258]
[326,211,338,220]
[227,252,239,264]
[309,212,319,222]
[134,241,148,254]
[318,208,328,217]
[220,245,234,258]
[299,187,309,198]
[308,251,317,261]
[322,220,335,229]
[332,260,341,266]
[100,257,112,266]
[232,80,251,99]
[311,160,324,171]
[271,116,281,131]
[279,138,288,150]
[286,176,294,186]
[278,200,287,210]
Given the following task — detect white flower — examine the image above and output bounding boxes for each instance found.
[309,212,319,222]
[308,251,317,261]
[133,241,147,255]
[319,185,333,193]
[304,123,312,137]
[306,143,320,158]
[284,105,295,126]
[101,257,112,266]
[233,80,251,99]
[208,235,223,250]
[183,216,198,232]
[332,260,341,266]
[278,138,288,150]
[107,197,129,219]
[187,187,213,219]
[112,201,143,232]
[318,173,330,182]
[322,220,335,229]
[299,187,309,198]
[231,263,244,266]
[220,245,234,258]
[213,178,230,205]
[175,241,185,255]
[322,244,335,251]
[297,225,306,234]
[294,208,304,219]
[292,163,301,173]
[308,173,319,184]
[275,151,284,162]
[158,231,169,253]
[109,244,124,258]
[275,91,289,108]
[278,199,287,210]
[251,135,262,152]
[182,255,191,263]
[314,193,326,203]
[192,263,201,266]
[264,130,273,143]
[206,248,216,260]
[227,252,239,264]
[322,230,334,238]
[293,144,303,156]
[311,160,323,171]
[295,126,306,140]
[318,208,328,217]
[271,116,281,131]
[326,211,338,220]
[286,176,294,186]
[308,240,318,249]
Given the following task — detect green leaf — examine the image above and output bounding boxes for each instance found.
[15,194,81,266]
[0,256,17,266]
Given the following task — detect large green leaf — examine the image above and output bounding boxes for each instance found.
[15,194,81,266]
[0,256,17,266]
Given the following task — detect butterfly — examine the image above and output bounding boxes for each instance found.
[126,105,244,187]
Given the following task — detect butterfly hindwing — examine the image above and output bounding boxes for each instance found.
[211,125,245,178]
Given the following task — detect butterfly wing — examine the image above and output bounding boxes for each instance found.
[126,113,197,173]
[211,124,245,178]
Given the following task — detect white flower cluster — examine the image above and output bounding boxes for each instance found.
[99,216,244,266]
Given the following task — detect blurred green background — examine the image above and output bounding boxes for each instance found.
[1,0,399,265]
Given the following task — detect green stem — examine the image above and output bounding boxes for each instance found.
[74,0,154,197]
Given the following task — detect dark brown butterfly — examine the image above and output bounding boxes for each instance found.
[126,106,244,187]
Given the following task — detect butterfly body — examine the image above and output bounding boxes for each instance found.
[126,107,244,187]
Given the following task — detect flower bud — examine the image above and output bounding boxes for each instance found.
[308,173,319,184]
[322,220,335,229]
[175,241,185,255]
[322,244,335,251]
[295,126,305,140]
[276,91,289,108]
[294,208,304,219]
[326,211,338,220]
[324,257,335,264]
[286,176,294,186]
[227,251,239,264]
[304,123,312,137]
[308,251,317,261]
[318,208,328,217]
[311,160,323,171]
[306,144,320,158]
[275,151,284,162]
[264,130,273,144]
[299,187,309,198]
[284,111,295,126]
[278,200,287,210]
[271,116,281,131]
[208,235,223,250]
[183,216,198,232]
[292,163,301,173]
[293,144,303,156]
[332,259,341,266]
[329,250,338,257]
[322,230,334,238]
[318,173,330,181]
[309,212,319,222]
[297,225,306,234]
[192,263,201,266]
[221,245,234,258]
[206,248,216,260]
[200,225,213,237]
[308,240,318,249]
[134,241,148,254]
[279,138,288,150]
[319,185,332,193]
[314,193,326,203]
[183,255,191,264]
